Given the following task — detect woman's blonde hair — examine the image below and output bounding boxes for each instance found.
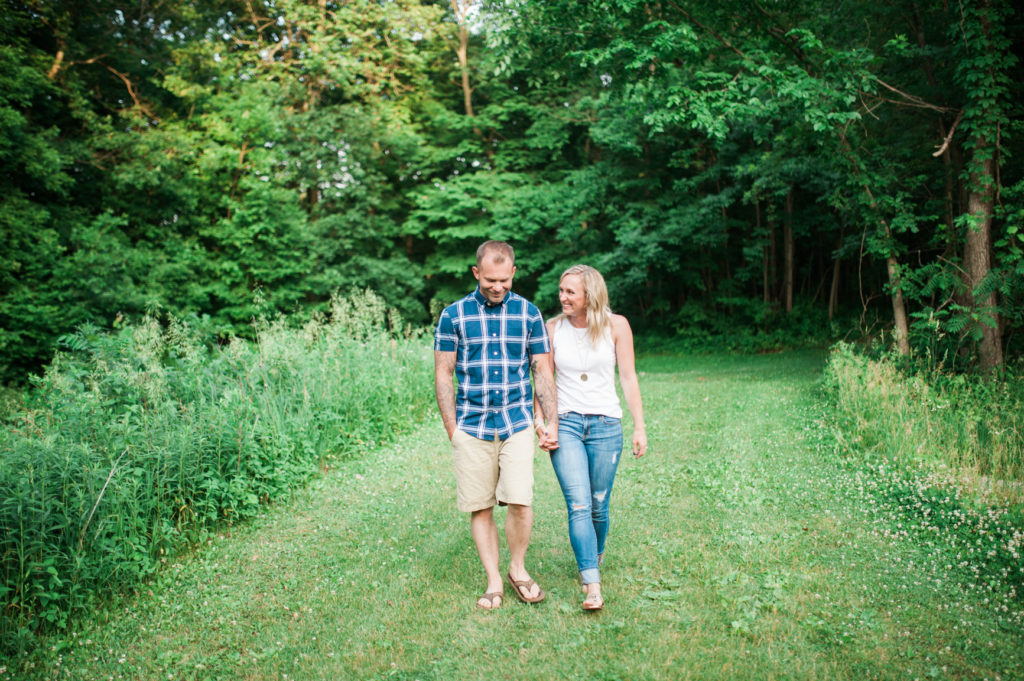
[555,264,612,344]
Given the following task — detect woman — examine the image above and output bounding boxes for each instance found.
[534,264,648,611]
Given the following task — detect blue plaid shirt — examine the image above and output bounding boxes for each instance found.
[434,288,550,440]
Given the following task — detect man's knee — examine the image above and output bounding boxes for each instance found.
[506,503,531,517]
[471,506,495,520]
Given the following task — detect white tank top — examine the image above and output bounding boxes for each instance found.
[552,318,622,418]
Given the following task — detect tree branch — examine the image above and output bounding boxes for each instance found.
[753,3,812,69]
[47,47,65,80]
[933,109,964,157]
[104,64,158,120]
[665,1,746,59]
[875,78,954,113]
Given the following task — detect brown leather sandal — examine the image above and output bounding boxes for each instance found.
[477,591,503,610]
[506,572,546,603]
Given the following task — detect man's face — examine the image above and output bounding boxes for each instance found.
[473,256,516,305]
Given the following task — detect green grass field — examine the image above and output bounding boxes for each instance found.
[9,351,1022,681]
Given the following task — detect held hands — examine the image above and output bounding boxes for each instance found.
[535,423,558,452]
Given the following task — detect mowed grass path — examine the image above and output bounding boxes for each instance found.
[21,351,1024,681]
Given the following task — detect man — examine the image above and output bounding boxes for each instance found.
[434,240,559,610]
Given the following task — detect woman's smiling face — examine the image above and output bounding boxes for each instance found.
[559,274,586,319]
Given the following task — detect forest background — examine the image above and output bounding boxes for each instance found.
[3,0,1024,381]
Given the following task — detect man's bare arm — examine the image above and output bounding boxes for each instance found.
[531,352,558,442]
[434,350,458,440]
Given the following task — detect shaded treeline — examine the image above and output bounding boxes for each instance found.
[2,0,1022,381]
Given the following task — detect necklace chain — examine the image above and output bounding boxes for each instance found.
[573,324,590,382]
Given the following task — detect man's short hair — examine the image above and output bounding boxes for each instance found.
[476,240,515,266]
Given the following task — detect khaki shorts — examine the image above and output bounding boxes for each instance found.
[451,427,535,512]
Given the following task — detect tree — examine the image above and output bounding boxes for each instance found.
[955,0,1014,369]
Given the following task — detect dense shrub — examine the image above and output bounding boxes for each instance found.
[665,299,847,354]
[0,291,433,655]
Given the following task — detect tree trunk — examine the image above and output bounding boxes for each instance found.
[958,0,1006,370]
[449,0,487,149]
[758,201,770,304]
[47,42,66,80]
[450,1,477,118]
[455,23,474,118]
[870,191,912,356]
[783,187,794,313]
[828,258,841,321]
[964,147,1003,369]
[886,256,911,355]
[864,188,911,355]
[766,204,777,304]
[837,133,911,355]
[829,225,844,321]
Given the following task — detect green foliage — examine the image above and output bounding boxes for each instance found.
[0,0,456,380]
[480,0,1024,364]
[0,42,84,380]
[3,0,1024,380]
[994,178,1024,346]
[0,291,434,655]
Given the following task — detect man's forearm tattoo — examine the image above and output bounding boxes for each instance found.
[434,351,458,434]
[436,379,456,431]
[531,356,558,425]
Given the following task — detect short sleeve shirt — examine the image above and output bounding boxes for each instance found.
[434,288,550,440]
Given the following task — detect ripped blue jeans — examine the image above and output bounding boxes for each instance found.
[550,412,623,585]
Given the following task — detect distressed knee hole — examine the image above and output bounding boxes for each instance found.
[593,490,607,503]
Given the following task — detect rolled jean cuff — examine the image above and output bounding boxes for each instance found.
[580,568,600,585]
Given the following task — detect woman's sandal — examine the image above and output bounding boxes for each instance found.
[477,592,503,610]
[582,591,604,611]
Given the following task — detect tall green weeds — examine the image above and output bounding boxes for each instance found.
[0,291,433,656]
[823,342,1024,490]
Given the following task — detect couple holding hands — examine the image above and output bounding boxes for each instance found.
[434,240,647,612]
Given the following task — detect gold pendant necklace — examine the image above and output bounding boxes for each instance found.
[574,323,590,382]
